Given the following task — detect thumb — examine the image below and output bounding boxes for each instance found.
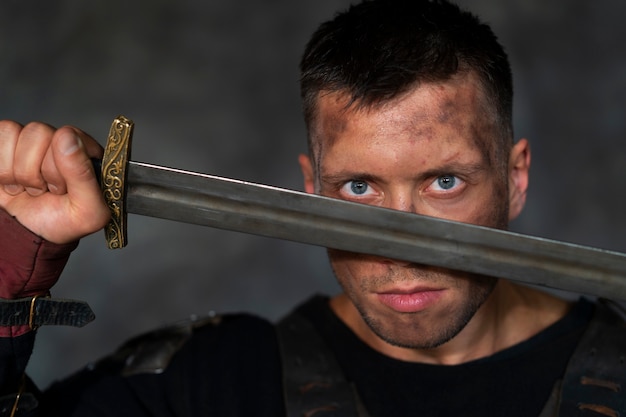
[53,129,99,194]
[52,128,110,226]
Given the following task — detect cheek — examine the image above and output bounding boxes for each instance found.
[326,250,385,290]
[327,250,361,296]
[483,180,510,229]
[327,249,363,279]
[450,181,509,229]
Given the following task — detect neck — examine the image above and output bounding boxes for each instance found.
[330,281,572,365]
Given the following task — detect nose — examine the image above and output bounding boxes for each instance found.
[377,191,419,267]
[385,188,417,214]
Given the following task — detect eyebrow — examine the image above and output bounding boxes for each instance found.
[420,162,488,178]
[319,172,379,185]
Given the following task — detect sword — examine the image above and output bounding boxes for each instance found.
[97,116,626,301]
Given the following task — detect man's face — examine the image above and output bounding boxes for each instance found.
[300,74,524,349]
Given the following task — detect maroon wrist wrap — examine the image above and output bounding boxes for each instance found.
[0,209,79,336]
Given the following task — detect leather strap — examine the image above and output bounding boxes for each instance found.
[277,312,369,417]
[0,297,95,328]
[557,299,626,416]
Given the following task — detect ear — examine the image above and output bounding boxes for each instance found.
[298,153,316,194]
[508,139,531,221]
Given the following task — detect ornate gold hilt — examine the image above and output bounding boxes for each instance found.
[100,115,134,249]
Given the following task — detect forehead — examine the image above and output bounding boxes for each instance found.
[311,74,498,166]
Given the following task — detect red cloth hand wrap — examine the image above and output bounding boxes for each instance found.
[0,209,78,336]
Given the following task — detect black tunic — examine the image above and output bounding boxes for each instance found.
[1,295,595,416]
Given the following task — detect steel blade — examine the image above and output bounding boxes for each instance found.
[125,161,626,301]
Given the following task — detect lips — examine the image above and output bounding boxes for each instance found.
[376,288,445,313]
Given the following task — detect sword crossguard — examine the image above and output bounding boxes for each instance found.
[101,115,134,249]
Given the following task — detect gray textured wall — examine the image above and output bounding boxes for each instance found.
[2,1,626,388]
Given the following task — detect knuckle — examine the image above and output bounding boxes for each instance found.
[20,121,54,141]
[0,120,22,140]
[0,122,18,183]
[12,122,55,188]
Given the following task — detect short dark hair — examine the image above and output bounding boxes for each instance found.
[300,0,513,155]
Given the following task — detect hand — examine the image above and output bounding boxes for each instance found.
[0,121,111,244]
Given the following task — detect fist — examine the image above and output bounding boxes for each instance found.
[0,121,111,243]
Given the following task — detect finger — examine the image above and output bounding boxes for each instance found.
[0,120,22,185]
[3,184,25,196]
[13,122,55,194]
[41,147,66,195]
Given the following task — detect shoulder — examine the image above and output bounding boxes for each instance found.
[97,311,277,377]
[42,312,285,415]
[569,298,626,360]
[590,298,626,331]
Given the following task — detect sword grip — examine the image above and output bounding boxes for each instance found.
[92,158,102,184]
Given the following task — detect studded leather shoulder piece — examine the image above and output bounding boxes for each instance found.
[99,314,222,377]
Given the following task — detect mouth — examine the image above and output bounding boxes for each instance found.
[376,287,445,313]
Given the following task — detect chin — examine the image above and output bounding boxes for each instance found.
[363,307,475,349]
[353,274,497,350]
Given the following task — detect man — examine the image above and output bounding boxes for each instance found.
[0,0,624,416]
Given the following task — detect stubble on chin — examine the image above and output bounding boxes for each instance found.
[328,248,498,350]
[361,274,496,350]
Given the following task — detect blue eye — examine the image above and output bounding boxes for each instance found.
[339,179,375,199]
[350,180,369,195]
[437,175,456,190]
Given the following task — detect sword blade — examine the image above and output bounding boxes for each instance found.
[125,160,626,300]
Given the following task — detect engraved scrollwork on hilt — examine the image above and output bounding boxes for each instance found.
[101,115,134,249]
